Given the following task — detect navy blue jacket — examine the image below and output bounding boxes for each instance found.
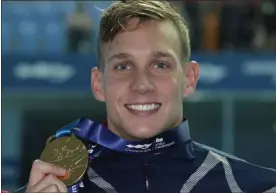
[16,120,276,193]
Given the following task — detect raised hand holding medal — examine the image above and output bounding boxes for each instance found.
[40,135,89,186]
[26,134,89,193]
[26,159,67,193]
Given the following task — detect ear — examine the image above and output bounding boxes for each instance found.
[183,61,199,97]
[91,67,106,102]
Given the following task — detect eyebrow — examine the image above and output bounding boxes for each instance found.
[107,51,175,63]
[152,51,175,60]
[107,53,132,63]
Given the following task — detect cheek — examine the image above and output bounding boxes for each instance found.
[104,73,130,101]
[156,75,180,99]
[166,74,184,103]
[157,70,181,90]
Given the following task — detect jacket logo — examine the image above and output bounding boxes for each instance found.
[155,138,163,143]
[126,143,152,149]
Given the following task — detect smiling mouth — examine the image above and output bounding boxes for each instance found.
[124,103,161,112]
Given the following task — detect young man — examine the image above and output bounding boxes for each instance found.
[20,0,276,193]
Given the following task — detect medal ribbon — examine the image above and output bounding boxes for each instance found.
[55,117,190,193]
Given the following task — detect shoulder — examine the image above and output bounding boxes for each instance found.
[193,142,276,192]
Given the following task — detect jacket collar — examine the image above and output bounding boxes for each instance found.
[101,118,195,160]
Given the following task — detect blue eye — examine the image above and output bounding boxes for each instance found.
[153,62,169,69]
[115,63,132,71]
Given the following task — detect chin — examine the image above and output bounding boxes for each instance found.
[127,126,160,140]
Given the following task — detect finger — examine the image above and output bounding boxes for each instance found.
[28,160,67,187]
[31,174,67,193]
[40,184,60,193]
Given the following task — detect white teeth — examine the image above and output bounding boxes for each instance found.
[127,103,160,111]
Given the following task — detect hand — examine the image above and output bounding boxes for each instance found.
[26,160,67,192]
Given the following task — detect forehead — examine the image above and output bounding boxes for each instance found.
[102,18,182,62]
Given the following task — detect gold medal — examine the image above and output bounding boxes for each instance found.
[40,135,89,186]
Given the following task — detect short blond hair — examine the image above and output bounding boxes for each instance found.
[97,0,190,69]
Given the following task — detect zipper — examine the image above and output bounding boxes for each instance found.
[145,176,149,192]
[144,163,149,192]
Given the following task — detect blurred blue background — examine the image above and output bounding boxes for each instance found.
[2,1,276,191]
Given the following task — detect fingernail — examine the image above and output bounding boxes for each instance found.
[35,159,47,164]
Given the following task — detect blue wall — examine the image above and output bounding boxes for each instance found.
[2,53,276,92]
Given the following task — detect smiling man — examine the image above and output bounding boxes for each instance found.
[91,16,194,141]
[19,0,276,193]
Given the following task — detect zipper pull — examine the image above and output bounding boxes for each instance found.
[144,163,149,192]
[145,176,149,191]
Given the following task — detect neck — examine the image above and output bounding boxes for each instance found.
[106,122,148,141]
[106,117,183,141]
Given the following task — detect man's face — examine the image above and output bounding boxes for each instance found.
[92,18,199,140]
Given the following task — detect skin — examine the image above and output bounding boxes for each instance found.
[26,160,67,193]
[26,18,199,193]
[92,18,199,140]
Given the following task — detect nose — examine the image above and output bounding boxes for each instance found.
[130,69,155,94]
